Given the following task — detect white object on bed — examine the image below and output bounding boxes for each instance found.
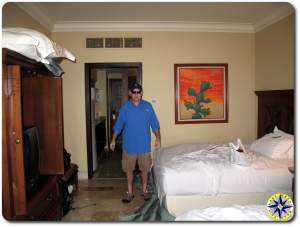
[229,138,255,166]
[153,143,293,203]
[2,27,75,64]
[250,126,294,160]
[175,205,272,221]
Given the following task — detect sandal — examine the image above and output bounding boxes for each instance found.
[122,192,134,203]
[141,191,151,201]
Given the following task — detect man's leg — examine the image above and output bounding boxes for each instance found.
[138,152,152,192]
[121,151,136,203]
[141,170,148,193]
[126,170,134,195]
[138,152,152,201]
[122,151,137,194]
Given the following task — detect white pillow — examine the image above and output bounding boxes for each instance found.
[273,126,293,138]
[2,27,75,64]
[250,127,294,160]
[2,31,42,62]
[273,126,294,159]
[286,146,294,160]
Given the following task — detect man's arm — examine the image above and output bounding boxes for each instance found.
[110,131,118,151]
[110,105,126,151]
[153,129,161,149]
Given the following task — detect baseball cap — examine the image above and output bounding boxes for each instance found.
[130,82,142,92]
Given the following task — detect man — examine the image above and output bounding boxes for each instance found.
[110,82,161,203]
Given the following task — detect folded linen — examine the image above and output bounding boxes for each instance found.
[229,139,255,166]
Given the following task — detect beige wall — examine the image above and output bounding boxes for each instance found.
[52,31,256,172]
[255,14,294,90]
[2,3,50,37]
[3,3,293,174]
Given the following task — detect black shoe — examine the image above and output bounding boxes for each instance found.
[122,192,134,203]
[141,191,151,201]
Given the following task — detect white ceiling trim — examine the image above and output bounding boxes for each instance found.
[16,3,294,34]
[52,21,255,33]
[254,4,294,32]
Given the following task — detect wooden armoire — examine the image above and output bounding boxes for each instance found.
[2,49,65,220]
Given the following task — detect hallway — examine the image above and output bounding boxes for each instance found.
[62,178,145,221]
[93,147,125,178]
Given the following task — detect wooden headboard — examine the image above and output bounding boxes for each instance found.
[255,90,294,138]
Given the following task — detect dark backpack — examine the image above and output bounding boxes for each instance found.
[60,180,72,216]
[64,148,71,171]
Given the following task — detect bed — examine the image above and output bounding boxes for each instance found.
[175,205,273,221]
[153,90,294,217]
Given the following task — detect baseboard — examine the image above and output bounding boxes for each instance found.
[78,171,88,179]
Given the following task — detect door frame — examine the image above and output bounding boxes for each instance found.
[84,63,142,179]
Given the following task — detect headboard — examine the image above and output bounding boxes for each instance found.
[255,90,294,138]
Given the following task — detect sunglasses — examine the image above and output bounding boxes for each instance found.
[131,90,141,94]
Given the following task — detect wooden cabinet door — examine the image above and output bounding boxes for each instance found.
[2,64,27,217]
[22,76,64,175]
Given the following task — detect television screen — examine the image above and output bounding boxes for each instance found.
[23,126,40,195]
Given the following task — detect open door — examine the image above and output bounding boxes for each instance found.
[85,63,142,179]
[108,78,122,145]
[3,65,27,217]
[107,74,137,146]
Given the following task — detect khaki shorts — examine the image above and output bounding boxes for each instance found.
[122,151,152,173]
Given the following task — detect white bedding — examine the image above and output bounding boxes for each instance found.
[175,205,273,221]
[2,28,75,64]
[153,143,293,202]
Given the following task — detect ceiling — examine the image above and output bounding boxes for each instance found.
[16,2,294,33]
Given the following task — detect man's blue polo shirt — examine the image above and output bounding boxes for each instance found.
[113,99,160,154]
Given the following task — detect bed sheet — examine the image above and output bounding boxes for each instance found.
[153,143,293,202]
[175,205,273,221]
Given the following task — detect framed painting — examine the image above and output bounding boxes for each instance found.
[174,63,228,124]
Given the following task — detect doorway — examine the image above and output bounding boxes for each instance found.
[85,63,142,179]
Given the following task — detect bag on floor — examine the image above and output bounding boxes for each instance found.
[60,180,72,216]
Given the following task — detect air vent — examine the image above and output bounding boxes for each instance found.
[105,38,123,48]
[124,38,142,48]
[86,38,104,48]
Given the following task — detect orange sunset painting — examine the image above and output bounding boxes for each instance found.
[175,64,228,123]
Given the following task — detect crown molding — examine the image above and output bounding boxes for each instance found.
[16,3,294,34]
[15,3,54,32]
[52,21,255,33]
[254,4,294,32]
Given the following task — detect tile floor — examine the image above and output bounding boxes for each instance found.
[62,146,146,222]
[62,178,145,221]
[93,148,125,178]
